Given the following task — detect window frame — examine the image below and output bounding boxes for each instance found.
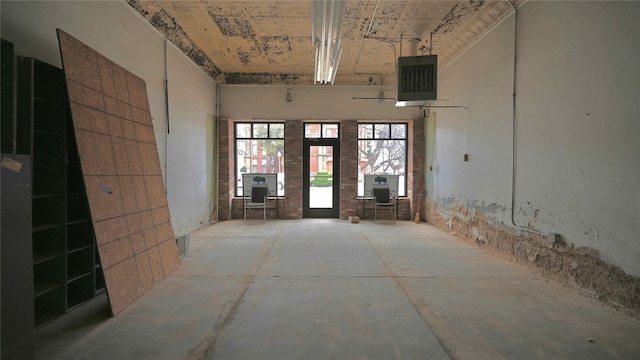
[357,122,408,197]
[234,122,285,197]
[304,122,340,139]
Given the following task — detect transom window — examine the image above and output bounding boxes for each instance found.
[235,122,284,196]
[304,123,339,138]
[357,123,407,196]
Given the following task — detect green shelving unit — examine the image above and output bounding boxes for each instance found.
[15,55,105,328]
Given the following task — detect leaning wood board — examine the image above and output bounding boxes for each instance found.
[57,29,180,315]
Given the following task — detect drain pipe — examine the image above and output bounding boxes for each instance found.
[213,84,220,222]
[164,19,178,136]
[157,0,178,191]
[428,110,437,205]
[507,1,552,241]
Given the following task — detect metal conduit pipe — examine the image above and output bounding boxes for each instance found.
[507,1,548,239]
[155,0,178,192]
[428,111,436,206]
[364,0,381,38]
[213,84,220,222]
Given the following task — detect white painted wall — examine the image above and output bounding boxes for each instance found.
[1,0,216,236]
[4,1,637,277]
[219,85,421,120]
[429,1,640,276]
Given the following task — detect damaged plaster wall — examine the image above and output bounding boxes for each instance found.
[426,1,639,315]
[163,38,216,237]
[1,1,216,237]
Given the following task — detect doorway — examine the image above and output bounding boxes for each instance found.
[303,123,340,218]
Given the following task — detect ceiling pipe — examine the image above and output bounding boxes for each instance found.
[406,38,420,56]
[351,73,395,101]
[364,0,381,38]
[155,0,178,192]
[419,105,467,109]
[366,36,397,65]
[429,32,433,55]
[213,84,220,222]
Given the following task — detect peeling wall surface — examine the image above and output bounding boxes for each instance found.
[1,0,638,286]
[127,0,517,85]
[1,1,217,236]
[428,1,640,277]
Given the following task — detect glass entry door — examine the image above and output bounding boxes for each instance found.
[303,124,340,218]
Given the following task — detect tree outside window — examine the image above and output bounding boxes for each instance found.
[357,123,407,196]
[236,122,284,196]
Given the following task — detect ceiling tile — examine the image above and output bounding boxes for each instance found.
[132,0,516,85]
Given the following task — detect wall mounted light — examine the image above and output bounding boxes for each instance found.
[311,0,346,84]
[286,88,292,102]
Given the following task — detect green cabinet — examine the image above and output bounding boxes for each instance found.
[4,47,106,329]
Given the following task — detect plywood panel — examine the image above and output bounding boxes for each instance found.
[57,29,180,315]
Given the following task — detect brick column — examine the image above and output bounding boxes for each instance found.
[412,116,426,221]
[340,120,358,219]
[284,120,302,218]
[217,118,233,220]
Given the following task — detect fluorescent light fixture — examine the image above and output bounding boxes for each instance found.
[312,0,346,84]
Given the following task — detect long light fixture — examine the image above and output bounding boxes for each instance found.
[311,0,346,84]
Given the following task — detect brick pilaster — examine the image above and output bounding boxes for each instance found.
[284,120,302,218]
[340,120,359,219]
[412,115,426,221]
[217,118,232,220]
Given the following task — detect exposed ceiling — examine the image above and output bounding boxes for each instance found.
[128,0,516,85]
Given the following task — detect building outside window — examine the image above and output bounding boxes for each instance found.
[357,123,407,196]
[235,122,284,196]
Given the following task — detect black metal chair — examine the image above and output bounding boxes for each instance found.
[244,186,268,223]
[373,187,396,224]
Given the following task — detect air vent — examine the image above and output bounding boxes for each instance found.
[396,55,437,107]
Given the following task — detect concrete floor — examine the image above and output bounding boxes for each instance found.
[36,220,640,360]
